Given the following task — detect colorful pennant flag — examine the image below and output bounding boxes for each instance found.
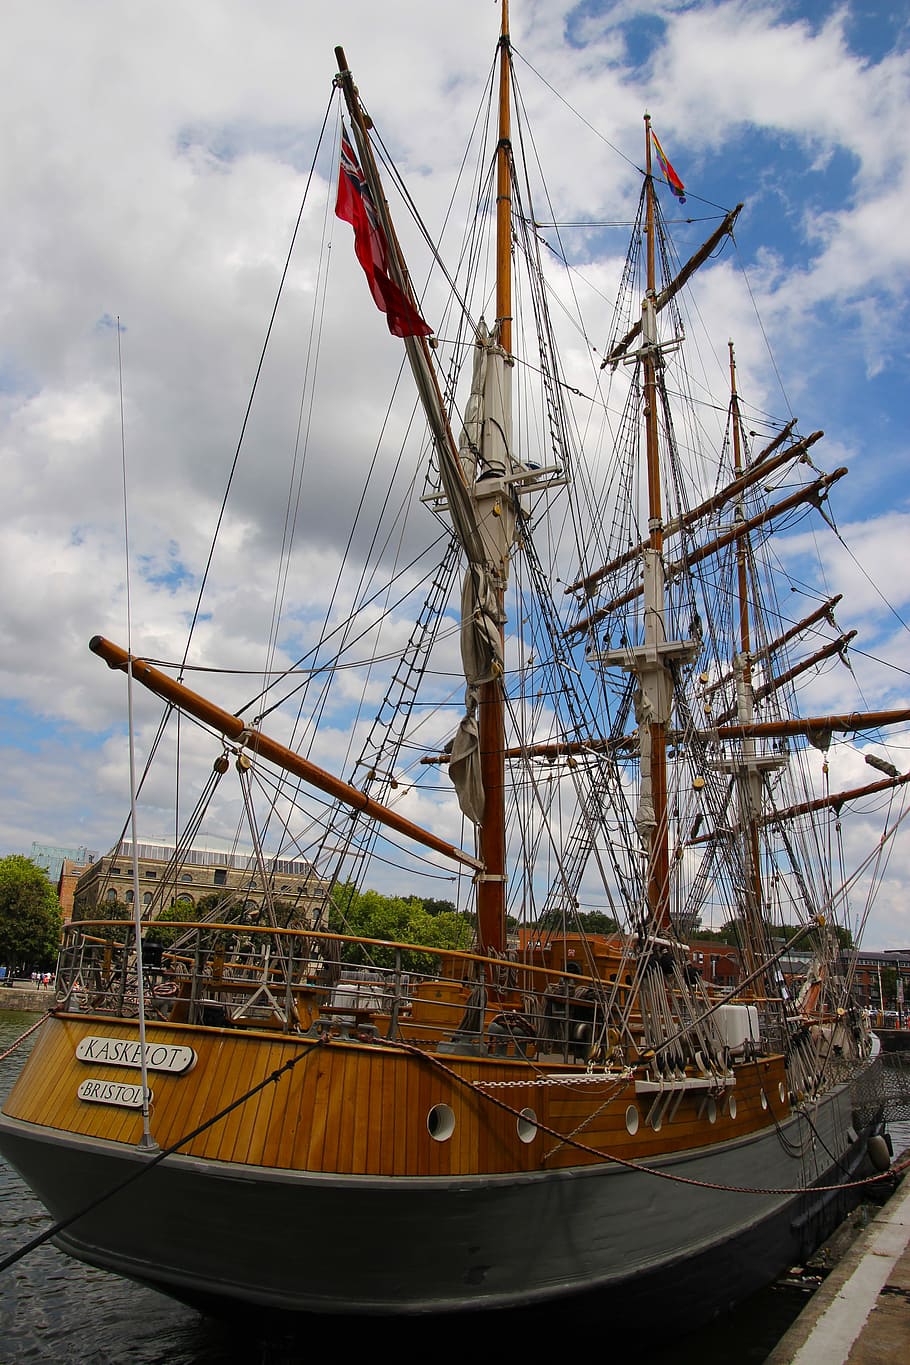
[650,129,686,204]
[335,128,432,339]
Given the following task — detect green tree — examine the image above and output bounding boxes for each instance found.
[878,966,898,1010]
[577,910,621,936]
[0,855,64,969]
[144,899,202,947]
[329,884,472,969]
[420,898,457,917]
[534,908,620,936]
[71,897,133,944]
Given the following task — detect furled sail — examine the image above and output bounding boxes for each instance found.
[445,322,518,824]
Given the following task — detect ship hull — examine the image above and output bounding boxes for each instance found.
[0,1080,878,1320]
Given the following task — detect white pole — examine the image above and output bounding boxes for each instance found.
[118,319,156,1152]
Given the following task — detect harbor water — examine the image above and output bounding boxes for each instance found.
[1,1009,906,1363]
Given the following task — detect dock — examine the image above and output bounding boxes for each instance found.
[0,985,52,1012]
[767,1168,910,1363]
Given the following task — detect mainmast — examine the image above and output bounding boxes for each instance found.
[594,117,697,931]
[638,117,672,927]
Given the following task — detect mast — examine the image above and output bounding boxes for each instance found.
[638,115,672,927]
[473,0,512,955]
[726,343,776,978]
[589,119,706,932]
[334,7,557,956]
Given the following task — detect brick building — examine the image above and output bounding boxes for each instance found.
[845,947,910,1016]
[57,858,94,926]
[72,838,326,927]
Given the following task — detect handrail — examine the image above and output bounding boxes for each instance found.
[61,919,610,990]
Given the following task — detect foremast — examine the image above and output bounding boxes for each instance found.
[473,0,514,954]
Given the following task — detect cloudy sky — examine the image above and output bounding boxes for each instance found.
[1,0,909,948]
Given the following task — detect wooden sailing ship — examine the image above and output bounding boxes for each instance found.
[0,1,902,1326]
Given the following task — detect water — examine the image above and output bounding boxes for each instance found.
[1,1010,906,1363]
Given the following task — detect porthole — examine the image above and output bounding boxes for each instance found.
[517,1108,538,1144]
[779,1082,787,1104]
[649,1111,663,1132]
[706,1098,717,1124]
[625,1104,640,1135]
[427,1104,455,1142]
[760,1089,768,1111]
[728,1095,737,1120]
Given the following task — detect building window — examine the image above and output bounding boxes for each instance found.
[143,892,153,906]
[126,891,134,904]
[214,869,227,887]
[111,866,121,875]
[181,874,193,883]
[105,888,117,903]
[145,869,156,878]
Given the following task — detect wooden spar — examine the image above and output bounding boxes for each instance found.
[565,429,824,600]
[688,769,910,844]
[708,706,910,742]
[602,203,743,368]
[422,735,637,764]
[495,0,512,356]
[752,418,798,468]
[566,466,847,636]
[703,594,843,699]
[474,0,512,957]
[430,698,910,769]
[712,630,857,725]
[88,636,483,873]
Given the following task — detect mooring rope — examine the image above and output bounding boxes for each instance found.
[0,1012,53,1060]
[0,1038,319,1274]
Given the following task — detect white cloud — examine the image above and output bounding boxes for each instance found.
[1,1,908,948]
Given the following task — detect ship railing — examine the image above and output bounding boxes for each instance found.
[54,922,758,1066]
[53,920,662,1061]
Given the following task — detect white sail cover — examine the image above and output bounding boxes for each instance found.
[401,320,516,825]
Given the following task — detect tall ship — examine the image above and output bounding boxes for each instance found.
[0,1,902,1326]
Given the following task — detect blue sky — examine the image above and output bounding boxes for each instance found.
[0,0,908,946]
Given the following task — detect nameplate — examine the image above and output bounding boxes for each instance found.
[75,1036,196,1074]
[77,1078,153,1109]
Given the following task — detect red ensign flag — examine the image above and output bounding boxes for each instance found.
[335,130,432,339]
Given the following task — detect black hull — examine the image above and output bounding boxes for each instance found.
[0,1081,884,1325]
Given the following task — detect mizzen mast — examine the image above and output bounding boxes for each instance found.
[722,343,784,978]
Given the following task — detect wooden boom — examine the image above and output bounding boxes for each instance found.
[89,635,483,873]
